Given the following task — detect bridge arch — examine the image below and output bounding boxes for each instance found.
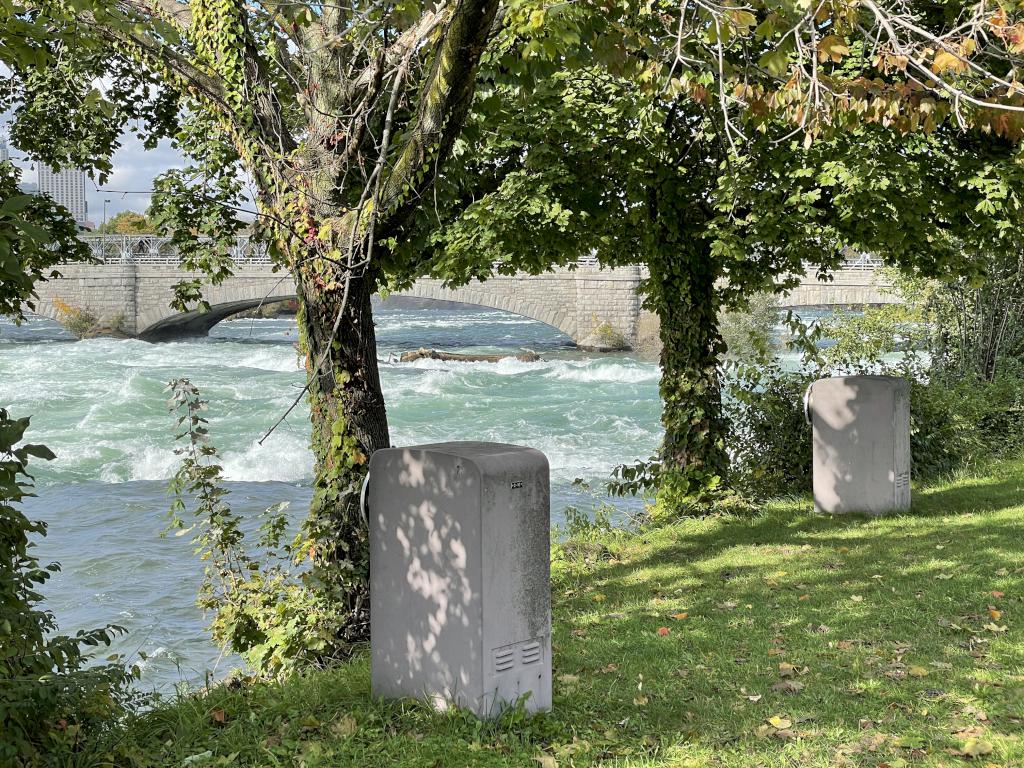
[134,274,298,340]
[393,281,578,341]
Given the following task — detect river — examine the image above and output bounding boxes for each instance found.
[0,307,662,692]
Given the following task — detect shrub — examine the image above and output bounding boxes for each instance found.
[0,409,141,765]
[51,298,98,339]
[719,292,780,363]
[723,360,815,499]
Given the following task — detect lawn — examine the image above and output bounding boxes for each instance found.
[90,460,1024,767]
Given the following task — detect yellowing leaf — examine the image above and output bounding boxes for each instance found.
[633,694,649,706]
[768,715,792,729]
[909,666,929,678]
[932,50,969,75]
[533,755,558,768]
[818,35,850,63]
[851,595,864,602]
[955,737,994,757]
[983,622,1008,632]
[671,612,689,621]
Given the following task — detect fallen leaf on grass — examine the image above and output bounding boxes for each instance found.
[533,755,558,768]
[937,573,954,580]
[331,715,358,737]
[558,674,580,685]
[657,626,671,637]
[671,612,689,620]
[210,708,228,726]
[604,612,626,619]
[991,591,1005,599]
[597,663,618,674]
[983,623,1007,633]
[778,662,796,678]
[633,694,649,706]
[909,666,930,678]
[773,679,805,694]
[570,628,587,638]
[950,737,993,758]
[988,607,1002,621]
[851,595,864,602]
[768,715,792,729]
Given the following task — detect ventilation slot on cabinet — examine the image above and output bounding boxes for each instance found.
[520,641,542,666]
[494,647,515,673]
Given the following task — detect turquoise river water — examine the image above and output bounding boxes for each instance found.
[0,308,662,692]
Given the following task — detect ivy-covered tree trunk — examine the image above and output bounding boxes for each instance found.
[295,262,389,644]
[646,248,729,508]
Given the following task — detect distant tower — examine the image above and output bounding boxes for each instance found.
[0,139,9,164]
[37,164,88,225]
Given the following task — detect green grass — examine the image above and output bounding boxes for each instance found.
[87,460,1024,767]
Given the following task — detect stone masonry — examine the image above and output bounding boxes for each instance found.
[31,261,894,351]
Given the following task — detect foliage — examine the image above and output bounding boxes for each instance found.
[51,298,99,339]
[96,210,154,234]
[0,163,88,323]
[166,379,353,676]
[719,293,780,363]
[722,359,815,500]
[73,457,1024,767]
[0,409,141,765]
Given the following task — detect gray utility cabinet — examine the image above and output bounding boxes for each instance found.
[805,375,910,515]
[368,441,551,718]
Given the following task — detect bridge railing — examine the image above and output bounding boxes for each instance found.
[77,234,883,273]
[79,234,272,266]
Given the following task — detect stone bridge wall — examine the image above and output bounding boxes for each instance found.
[30,261,894,351]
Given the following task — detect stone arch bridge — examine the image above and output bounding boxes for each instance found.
[30,235,893,350]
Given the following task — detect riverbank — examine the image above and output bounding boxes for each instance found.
[81,458,1024,767]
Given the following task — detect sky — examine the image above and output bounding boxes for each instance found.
[6,129,184,225]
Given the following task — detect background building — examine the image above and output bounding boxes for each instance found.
[37,164,89,225]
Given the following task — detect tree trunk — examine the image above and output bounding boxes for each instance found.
[646,250,729,508]
[296,266,389,645]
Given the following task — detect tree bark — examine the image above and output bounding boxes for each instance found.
[646,249,729,507]
[295,264,389,644]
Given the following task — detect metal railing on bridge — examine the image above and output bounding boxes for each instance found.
[80,234,272,266]
[77,234,884,273]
